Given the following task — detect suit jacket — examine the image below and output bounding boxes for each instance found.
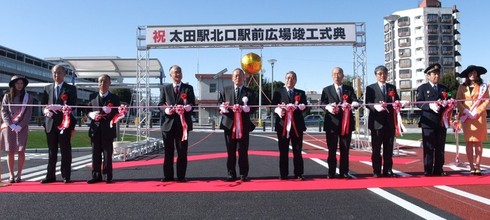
[218,86,257,132]
[272,87,307,132]
[158,83,196,132]
[88,92,121,139]
[320,84,357,134]
[42,83,78,133]
[365,82,399,131]
[416,83,448,129]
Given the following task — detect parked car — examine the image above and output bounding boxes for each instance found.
[304,114,324,126]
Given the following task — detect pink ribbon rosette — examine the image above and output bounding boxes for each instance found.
[388,90,404,137]
[174,104,188,141]
[440,91,455,128]
[57,105,72,134]
[340,94,351,136]
[110,104,128,128]
[282,103,299,139]
[231,104,243,139]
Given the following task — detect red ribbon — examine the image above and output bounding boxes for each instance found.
[175,105,188,141]
[231,104,243,139]
[441,99,455,128]
[392,101,403,137]
[57,105,72,134]
[282,104,299,138]
[340,103,351,136]
[110,104,128,128]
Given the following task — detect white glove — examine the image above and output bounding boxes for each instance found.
[297,103,306,111]
[429,103,439,113]
[184,104,192,112]
[325,103,336,114]
[47,104,62,111]
[102,106,111,114]
[440,100,448,107]
[274,107,284,118]
[43,108,53,118]
[13,125,21,133]
[242,105,250,113]
[374,104,384,112]
[164,107,174,115]
[219,104,229,114]
[400,100,409,107]
[351,101,360,108]
[88,111,98,120]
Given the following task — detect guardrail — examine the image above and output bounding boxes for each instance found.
[113,138,163,161]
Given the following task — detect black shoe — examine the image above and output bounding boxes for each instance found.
[295,175,305,181]
[373,173,381,178]
[340,173,352,179]
[226,176,237,182]
[280,176,289,180]
[106,179,115,184]
[41,178,56,184]
[327,174,336,179]
[15,177,21,183]
[434,171,448,176]
[8,178,15,184]
[383,172,396,178]
[424,172,433,177]
[240,175,250,182]
[177,178,187,183]
[87,178,102,184]
[161,177,174,182]
[64,179,72,184]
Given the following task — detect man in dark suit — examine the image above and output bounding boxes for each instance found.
[416,63,448,176]
[219,68,257,182]
[272,71,307,180]
[159,65,196,182]
[321,67,359,179]
[41,64,78,183]
[86,74,120,184]
[365,65,400,178]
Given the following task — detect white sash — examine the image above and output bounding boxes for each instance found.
[461,83,487,122]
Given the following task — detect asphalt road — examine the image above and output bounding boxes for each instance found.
[0,126,489,219]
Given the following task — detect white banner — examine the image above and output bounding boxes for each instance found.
[146,23,357,48]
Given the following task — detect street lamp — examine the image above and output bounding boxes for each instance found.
[268,59,277,131]
[384,14,400,85]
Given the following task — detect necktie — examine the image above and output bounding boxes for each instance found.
[56,85,60,99]
[433,84,438,93]
[288,89,293,101]
[235,87,240,101]
[381,85,386,99]
[174,85,179,97]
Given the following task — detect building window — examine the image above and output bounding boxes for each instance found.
[400,90,412,101]
[427,14,439,23]
[441,14,452,23]
[399,69,412,79]
[384,33,390,42]
[385,53,391,62]
[428,35,439,44]
[399,59,412,68]
[398,27,410,37]
[384,23,390,33]
[398,38,411,47]
[441,46,453,55]
[399,80,412,89]
[428,46,439,55]
[441,35,453,44]
[442,57,454,66]
[209,83,217,93]
[427,24,438,34]
[398,16,410,27]
[385,43,390,52]
[440,25,452,34]
[399,48,411,57]
[428,57,440,65]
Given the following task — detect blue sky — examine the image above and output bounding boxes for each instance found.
[1,0,488,95]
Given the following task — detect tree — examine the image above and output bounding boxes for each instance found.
[440,72,460,98]
[111,88,132,104]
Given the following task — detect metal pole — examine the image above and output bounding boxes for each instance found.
[268,59,277,132]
